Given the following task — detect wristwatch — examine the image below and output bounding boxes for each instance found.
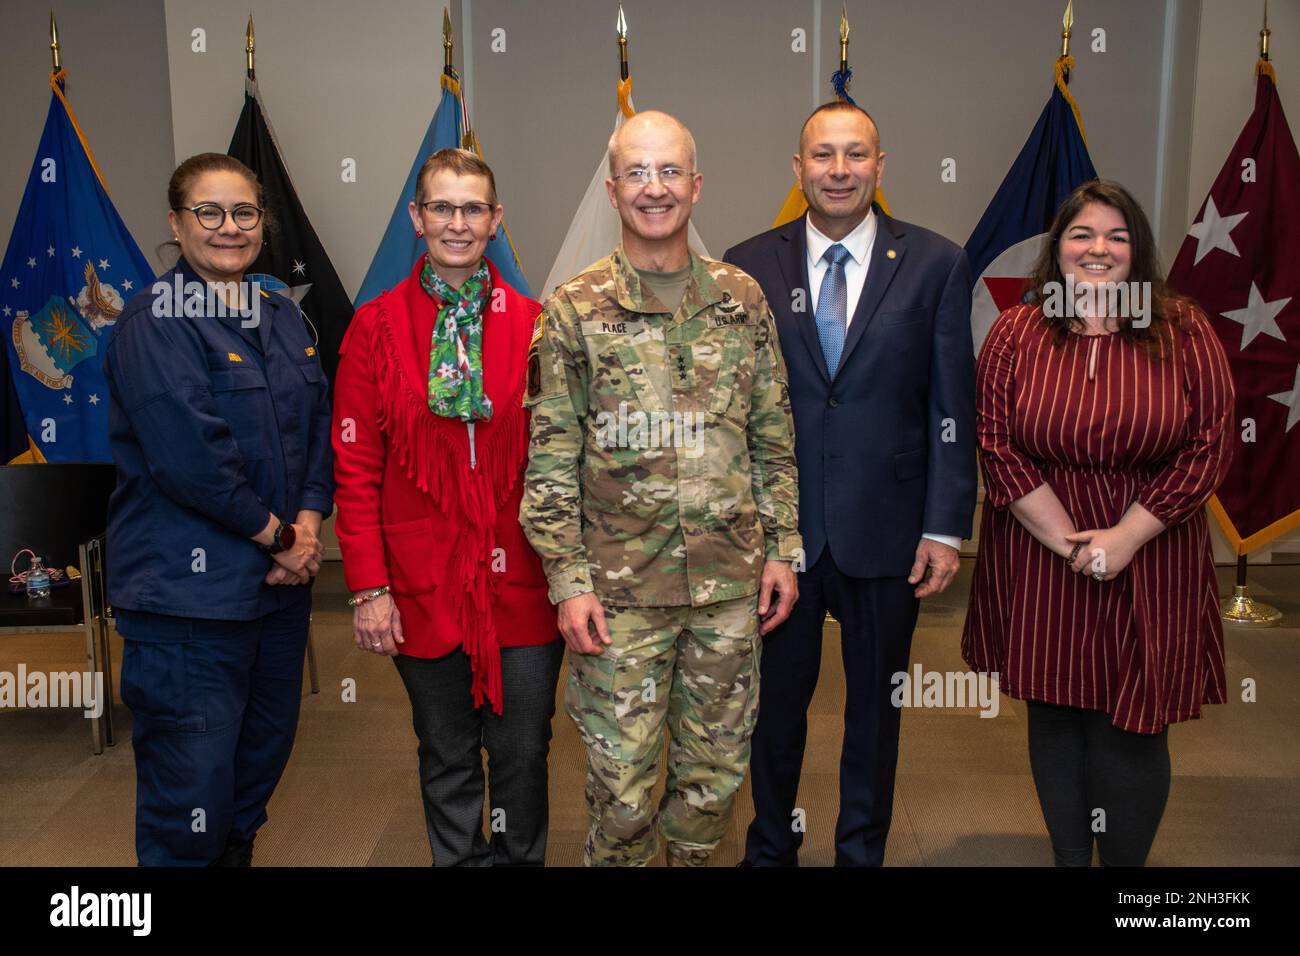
[262,520,296,555]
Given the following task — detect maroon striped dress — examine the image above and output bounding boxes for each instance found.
[961,301,1235,733]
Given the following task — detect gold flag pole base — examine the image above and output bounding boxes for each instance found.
[1220,584,1282,627]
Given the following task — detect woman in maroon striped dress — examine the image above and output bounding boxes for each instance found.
[962,180,1235,866]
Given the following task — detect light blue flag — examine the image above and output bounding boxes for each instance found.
[1,72,154,462]
[354,70,531,307]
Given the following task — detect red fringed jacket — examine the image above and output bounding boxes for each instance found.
[332,257,558,713]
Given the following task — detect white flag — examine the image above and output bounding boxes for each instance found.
[542,108,709,300]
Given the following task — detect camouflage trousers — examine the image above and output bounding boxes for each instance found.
[565,593,761,867]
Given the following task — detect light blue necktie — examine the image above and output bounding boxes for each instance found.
[815,242,851,378]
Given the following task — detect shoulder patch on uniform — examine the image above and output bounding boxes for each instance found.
[227,352,243,363]
[530,310,545,347]
[526,349,542,398]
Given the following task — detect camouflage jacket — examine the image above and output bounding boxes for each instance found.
[520,245,802,607]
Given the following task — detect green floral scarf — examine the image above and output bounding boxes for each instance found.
[420,256,493,421]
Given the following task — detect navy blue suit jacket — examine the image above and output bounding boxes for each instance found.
[724,208,977,578]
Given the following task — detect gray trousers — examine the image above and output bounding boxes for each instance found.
[393,641,564,866]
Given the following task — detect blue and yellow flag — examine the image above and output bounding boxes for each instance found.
[355,69,531,307]
[1,70,153,463]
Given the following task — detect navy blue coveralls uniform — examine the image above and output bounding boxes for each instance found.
[104,258,334,866]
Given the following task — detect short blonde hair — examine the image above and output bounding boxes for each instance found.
[414,148,498,205]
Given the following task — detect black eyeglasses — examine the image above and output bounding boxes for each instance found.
[175,203,264,231]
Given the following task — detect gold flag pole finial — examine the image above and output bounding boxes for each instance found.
[1060,0,1074,58]
[617,3,629,81]
[245,15,255,80]
[1260,0,1271,60]
[443,6,454,75]
[50,11,61,73]
[839,3,850,76]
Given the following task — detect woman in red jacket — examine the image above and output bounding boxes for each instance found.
[333,148,561,867]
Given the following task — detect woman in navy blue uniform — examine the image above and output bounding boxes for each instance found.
[104,153,333,866]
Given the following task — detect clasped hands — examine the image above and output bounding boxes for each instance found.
[262,512,325,587]
[1062,525,1140,581]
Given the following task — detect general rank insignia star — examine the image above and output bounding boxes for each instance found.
[305,346,316,356]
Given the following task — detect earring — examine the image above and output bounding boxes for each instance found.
[489,232,497,240]
[416,229,424,237]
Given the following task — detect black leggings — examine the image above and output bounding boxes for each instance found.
[1026,702,1171,867]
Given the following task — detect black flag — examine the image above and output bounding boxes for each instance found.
[228,79,351,383]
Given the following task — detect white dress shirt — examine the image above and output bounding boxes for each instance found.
[805,211,962,553]
[805,210,876,328]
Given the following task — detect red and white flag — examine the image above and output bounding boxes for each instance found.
[1168,63,1300,553]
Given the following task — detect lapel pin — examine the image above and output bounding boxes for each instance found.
[886,249,897,260]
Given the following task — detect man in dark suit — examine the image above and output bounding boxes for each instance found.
[724,101,976,866]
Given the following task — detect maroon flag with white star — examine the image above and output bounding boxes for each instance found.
[1168,63,1300,553]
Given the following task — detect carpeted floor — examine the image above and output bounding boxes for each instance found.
[2,560,1297,867]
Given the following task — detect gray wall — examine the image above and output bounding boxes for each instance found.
[0,0,175,274]
[468,0,812,289]
[2,0,1295,303]
[1189,0,1300,226]
[813,0,1166,258]
[469,0,1169,292]
[162,0,463,298]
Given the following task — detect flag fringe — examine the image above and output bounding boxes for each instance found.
[1256,59,1276,83]
[7,436,47,465]
[1209,495,1300,556]
[48,69,107,194]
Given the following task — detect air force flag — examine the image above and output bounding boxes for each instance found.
[1,71,153,462]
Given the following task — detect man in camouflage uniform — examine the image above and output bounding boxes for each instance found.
[520,110,802,866]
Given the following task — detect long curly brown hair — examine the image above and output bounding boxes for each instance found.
[1026,180,1187,355]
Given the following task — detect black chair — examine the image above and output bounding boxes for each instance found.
[0,463,116,753]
